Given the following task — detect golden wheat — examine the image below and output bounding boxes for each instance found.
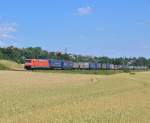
[0,71,150,123]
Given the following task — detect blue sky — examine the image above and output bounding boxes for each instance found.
[0,0,150,57]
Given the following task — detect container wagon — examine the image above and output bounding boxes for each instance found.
[96,63,101,69]
[89,63,97,70]
[79,62,89,69]
[114,65,118,70]
[101,64,107,69]
[73,62,80,69]
[62,60,73,69]
[49,59,62,69]
[106,64,114,70]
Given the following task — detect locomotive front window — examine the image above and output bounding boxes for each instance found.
[25,60,31,63]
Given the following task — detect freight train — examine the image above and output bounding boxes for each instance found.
[24,59,148,70]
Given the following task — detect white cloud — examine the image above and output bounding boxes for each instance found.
[0,33,15,39]
[0,22,17,40]
[77,6,93,16]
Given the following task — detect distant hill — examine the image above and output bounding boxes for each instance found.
[0,60,24,70]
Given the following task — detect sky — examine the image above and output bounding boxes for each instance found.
[0,0,150,57]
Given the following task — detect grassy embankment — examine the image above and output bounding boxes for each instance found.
[0,60,24,70]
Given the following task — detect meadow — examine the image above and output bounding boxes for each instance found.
[0,70,150,123]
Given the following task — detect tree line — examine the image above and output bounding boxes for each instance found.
[0,46,149,67]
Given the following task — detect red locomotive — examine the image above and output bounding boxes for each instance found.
[24,59,49,70]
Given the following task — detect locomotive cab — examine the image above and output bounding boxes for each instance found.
[24,59,32,70]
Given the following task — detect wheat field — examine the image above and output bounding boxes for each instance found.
[0,70,150,123]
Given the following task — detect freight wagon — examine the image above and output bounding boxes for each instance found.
[49,59,62,69]
[114,65,118,70]
[106,64,114,69]
[128,66,134,70]
[96,63,101,69]
[62,60,73,69]
[101,64,107,69]
[89,63,97,69]
[78,62,89,69]
[73,63,80,69]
